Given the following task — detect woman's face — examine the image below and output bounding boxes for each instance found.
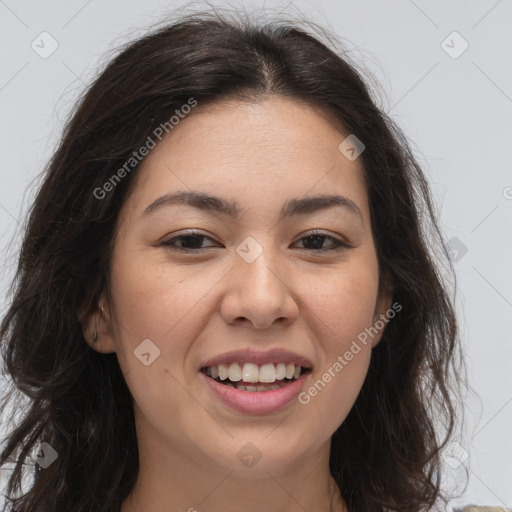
[95,96,391,475]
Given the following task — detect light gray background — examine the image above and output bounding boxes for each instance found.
[0,0,511,509]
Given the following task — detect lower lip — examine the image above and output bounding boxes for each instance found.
[199,371,310,414]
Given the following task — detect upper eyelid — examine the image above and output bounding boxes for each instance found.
[159,229,350,247]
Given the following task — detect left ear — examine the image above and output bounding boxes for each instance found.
[78,292,117,354]
[370,283,394,349]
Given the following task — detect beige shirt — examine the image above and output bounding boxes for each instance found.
[455,507,512,511]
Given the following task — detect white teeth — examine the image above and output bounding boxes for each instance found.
[242,363,260,383]
[218,364,229,381]
[205,362,307,383]
[259,363,276,383]
[228,362,242,382]
[233,383,282,392]
[276,363,287,380]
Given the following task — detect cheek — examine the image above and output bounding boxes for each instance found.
[306,254,380,345]
[109,243,214,340]
[299,302,374,435]
[107,245,227,405]
[297,257,378,423]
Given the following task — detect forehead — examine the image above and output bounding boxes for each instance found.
[121,96,369,222]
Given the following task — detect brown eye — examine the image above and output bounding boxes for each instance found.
[157,230,351,253]
[159,232,221,252]
[293,231,351,251]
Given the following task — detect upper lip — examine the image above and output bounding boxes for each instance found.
[200,348,313,370]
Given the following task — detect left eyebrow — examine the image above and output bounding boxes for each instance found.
[141,191,363,222]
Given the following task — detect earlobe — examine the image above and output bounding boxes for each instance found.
[80,298,117,354]
[370,286,394,348]
[81,319,100,349]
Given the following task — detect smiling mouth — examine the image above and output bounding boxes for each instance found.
[200,363,311,392]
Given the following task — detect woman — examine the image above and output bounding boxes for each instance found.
[0,7,468,512]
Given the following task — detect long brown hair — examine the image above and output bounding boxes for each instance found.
[0,6,467,511]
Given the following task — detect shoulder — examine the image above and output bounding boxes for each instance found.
[453,507,512,512]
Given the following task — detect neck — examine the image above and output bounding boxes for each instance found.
[122,473,346,512]
[120,419,347,512]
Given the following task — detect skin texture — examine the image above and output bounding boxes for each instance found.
[86,96,392,512]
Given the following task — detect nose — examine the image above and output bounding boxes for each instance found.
[219,245,299,329]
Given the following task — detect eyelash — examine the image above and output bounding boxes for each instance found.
[158,230,352,253]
